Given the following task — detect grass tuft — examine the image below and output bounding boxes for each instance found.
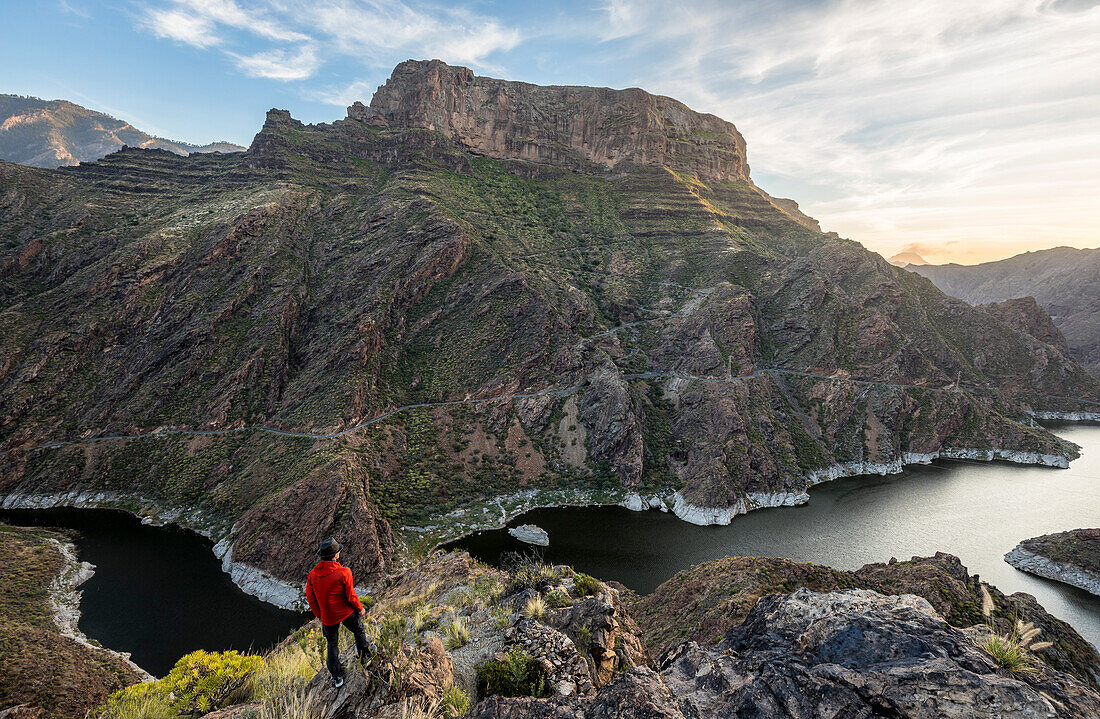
[442,616,470,650]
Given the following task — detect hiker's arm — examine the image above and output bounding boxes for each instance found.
[344,569,364,613]
[306,576,320,619]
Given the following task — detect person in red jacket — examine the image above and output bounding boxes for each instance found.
[306,538,372,688]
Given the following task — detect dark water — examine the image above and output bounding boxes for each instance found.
[450,423,1100,648]
[0,507,306,677]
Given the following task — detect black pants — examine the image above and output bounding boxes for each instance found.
[322,612,371,680]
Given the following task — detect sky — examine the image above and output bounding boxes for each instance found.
[1,0,1098,265]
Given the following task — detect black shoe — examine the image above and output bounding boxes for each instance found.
[333,675,345,689]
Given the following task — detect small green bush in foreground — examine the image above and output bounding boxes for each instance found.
[476,647,548,698]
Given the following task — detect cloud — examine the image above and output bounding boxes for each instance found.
[231,45,319,81]
[300,1,520,67]
[595,0,1100,263]
[137,0,521,89]
[143,7,220,48]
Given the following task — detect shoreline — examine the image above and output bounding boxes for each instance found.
[46,534,154,680]
[0,436,1086,613]
[667,446,1072,526]
[1005,546,1100,598]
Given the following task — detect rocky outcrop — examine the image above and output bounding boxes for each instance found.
[660,589,1100,718]
[507,524,549,546]
[982,296,1071,353]
[467,587,1100,719]
[1007,528,1100,597]
[356,59,750,182]
[629,552,1100,690]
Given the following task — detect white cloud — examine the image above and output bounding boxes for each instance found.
[231,45,319,81]
[144,7,220,48]
[300,1,520,67]
[137,0,521,89]
[598,0,1100,262]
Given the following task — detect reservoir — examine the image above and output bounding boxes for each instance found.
[0,507,306,677]
[450,423,1100,648]
[1,424,1096,676]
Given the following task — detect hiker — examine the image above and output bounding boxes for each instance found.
[306,538,373,688]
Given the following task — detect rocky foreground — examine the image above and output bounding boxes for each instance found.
[82,550,1094,719]
[1007,528,1100,597]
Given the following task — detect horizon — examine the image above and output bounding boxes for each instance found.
[2,1,1099,264]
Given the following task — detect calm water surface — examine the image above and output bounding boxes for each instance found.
[450,423,1100,648]
[0,507,306,676]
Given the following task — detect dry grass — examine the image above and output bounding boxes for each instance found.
[523,594,548,620]
[442,616,469,650]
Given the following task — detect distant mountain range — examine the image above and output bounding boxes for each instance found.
[887,251,928,266]
[911,247,1100,377]
[0,94,244,168]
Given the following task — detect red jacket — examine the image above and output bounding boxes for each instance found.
[306,560,364,626]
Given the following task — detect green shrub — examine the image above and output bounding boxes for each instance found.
[975,586,1051,674]
[370,613,409,659]
[575,626,592,648]
[491,606,513,630]
[545,589,571,608]
[476,647,548,698]
[573,573,601,597]
[98,684,174,719]
[101,650,263,717]
[248,629,323,700]
[978,632,1034,673]
[441,685,471,717]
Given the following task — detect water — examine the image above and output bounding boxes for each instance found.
[0,507,306,677]
[450,423,1100,648]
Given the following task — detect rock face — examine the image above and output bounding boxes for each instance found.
[1,61,1097,588]
[912,247,1100,377]
[357,59,749,183]
[0,94,244,169]
[630,552,1100,691]
[461,585,1100,718]
[507,524,549,546]
[982,297,1071,354]
[660,589,1100,719]
[1007,528,1100,598]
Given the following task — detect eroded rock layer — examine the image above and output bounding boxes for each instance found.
[0,61,1096,585]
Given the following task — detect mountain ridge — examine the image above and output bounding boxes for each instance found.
[911,247,1100,377]
[0,94,245,169]
[0,60,1096,589]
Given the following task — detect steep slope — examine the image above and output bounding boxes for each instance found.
[1,60,1097,591]
[0,95,244,168]
[912,247,1100,377]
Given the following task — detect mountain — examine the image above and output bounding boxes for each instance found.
[0,94,244,168]
[1,59,1096,589]
[911,247,1100,377]
[887,250,928,266]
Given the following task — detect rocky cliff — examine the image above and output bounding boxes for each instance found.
[0,95,244,169]
[1007,528,1100,597]
[133,551,1100,719]
[912,247,1100,377]
[0,61,1097,589]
